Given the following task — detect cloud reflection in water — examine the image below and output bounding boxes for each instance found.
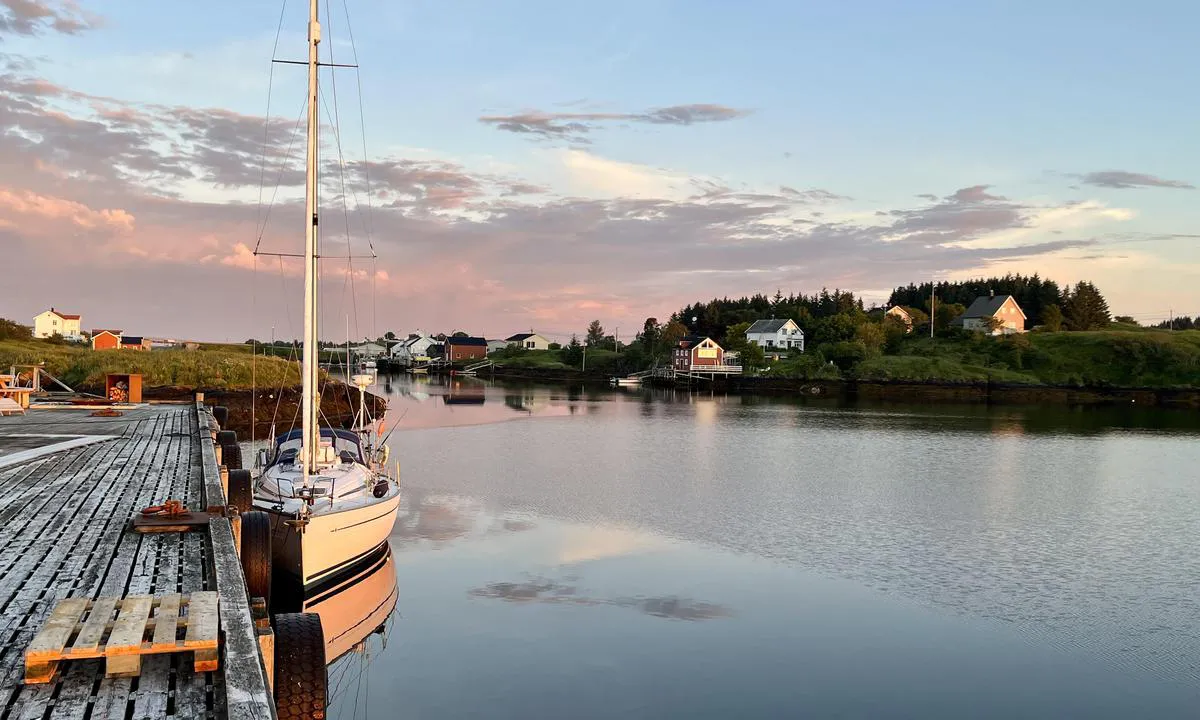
[469,575,732,621]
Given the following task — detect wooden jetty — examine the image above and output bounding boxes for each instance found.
[0,400,276,719]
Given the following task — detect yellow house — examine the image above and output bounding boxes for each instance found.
[33,308,82,340]
[885,306,913,332]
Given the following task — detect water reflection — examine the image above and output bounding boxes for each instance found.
[303,547,399,665]
[340,373,1200,718]
[468,575,732,621]
[443,378,486,405]
[365,371,1200,438]
[271,545,399,719]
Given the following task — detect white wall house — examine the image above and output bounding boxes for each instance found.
[486,339,510,354]
[351,342,387,357]
[959,294,1027,335]
[392,334,435,362]
[504,332,551,350]
[745,318,804,352]
[33,308,82,340]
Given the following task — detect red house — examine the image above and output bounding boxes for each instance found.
[91,330,122,351]
[444,336,488,363]
[673,336,724,371]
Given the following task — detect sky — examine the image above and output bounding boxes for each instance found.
[1,0,1197,343]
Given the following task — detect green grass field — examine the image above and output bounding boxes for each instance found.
[0,340,302,389]
[765,329,1200,387]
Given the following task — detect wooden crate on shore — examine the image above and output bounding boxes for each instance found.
[24,592,219,683]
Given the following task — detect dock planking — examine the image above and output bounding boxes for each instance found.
[0,404,274,719]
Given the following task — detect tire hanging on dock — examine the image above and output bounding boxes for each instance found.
[221,442,243,470]
[240,510,272,609]
[216,430,238,446]
[227,469,254,514]
[211,405,229,428]
[273,613,327,719]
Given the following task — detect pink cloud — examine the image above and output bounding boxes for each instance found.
[0,186,134,233]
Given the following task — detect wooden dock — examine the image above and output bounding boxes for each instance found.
[0,402,274,719]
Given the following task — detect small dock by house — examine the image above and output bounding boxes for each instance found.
[0,401,275,719]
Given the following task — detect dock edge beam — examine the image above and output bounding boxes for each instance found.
[196,397,277,719]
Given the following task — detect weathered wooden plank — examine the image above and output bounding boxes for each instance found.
[130,654,171,719]
[105,595,152,678]
[182,592,218,649]
[172,653,211,720]
[183,592,219,673]
[23,597,89,683]
[43,660,103,720]
[151,594,182,650]
[74,596,118,653]
[26,598,89,660]
[208,514,274,719]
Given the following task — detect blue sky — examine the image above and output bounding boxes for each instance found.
[1,0,1196,339]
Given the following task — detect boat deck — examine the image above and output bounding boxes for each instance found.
[0,404,273,719]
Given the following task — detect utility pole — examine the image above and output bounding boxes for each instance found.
[930,283,935,338]
[1169,309,1174,331]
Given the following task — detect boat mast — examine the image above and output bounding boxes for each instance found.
[301,0,321,481]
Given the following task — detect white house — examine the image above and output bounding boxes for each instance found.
[486,339,510,354]
[958,293,1027,335]
[391,334,435,363]
[745,318,804,352]
[351,342,387,357]
[33,308,82,340]
[504,332,551,350]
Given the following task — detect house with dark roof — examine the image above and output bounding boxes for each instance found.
[957,292,1027,335]
[444,336,488,362]
[504,332,551,350]
[120,335,150,351]
[745,318,804,352]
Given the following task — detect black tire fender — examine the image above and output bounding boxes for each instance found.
[227,469,253,514]
[273,612,327,719]
[221,442,243,470]
[240,510,272,609]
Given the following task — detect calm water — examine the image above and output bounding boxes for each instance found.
[325,374,1200,719]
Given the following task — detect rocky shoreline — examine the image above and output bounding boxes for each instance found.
[109,382,387,435]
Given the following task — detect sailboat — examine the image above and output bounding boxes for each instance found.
[253,0,402,593]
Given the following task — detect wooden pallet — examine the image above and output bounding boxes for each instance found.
[24,592,219,684]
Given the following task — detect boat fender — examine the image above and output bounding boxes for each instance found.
[377,444,390,465]
[372,479,389,498]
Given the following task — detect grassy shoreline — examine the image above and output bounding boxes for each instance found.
[0,339,301,390]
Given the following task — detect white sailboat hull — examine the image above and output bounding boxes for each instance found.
[261,489,402,591]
